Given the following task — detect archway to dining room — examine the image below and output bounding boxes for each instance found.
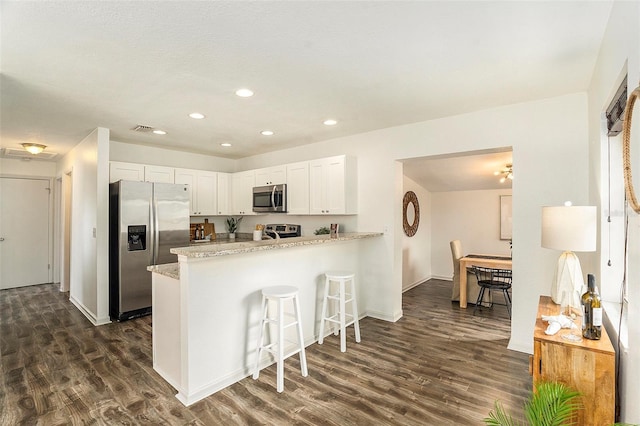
[399,147,514,324]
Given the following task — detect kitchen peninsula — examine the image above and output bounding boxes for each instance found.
[149,232,383,405]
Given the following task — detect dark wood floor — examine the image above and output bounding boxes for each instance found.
[0,279,531,425]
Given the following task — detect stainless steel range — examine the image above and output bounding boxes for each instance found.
[264,224,301,239]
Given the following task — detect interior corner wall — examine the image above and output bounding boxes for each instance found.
[587,1,640,422]
[57,127,111,325]
[402,174,431,290]
[430,189,512,280]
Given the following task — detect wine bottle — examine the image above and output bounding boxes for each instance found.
[581,274,602,340]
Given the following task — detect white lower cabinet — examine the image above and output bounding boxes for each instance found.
[175,169,217,216]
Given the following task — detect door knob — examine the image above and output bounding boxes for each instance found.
[0,237,4,241]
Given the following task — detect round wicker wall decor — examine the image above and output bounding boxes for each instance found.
[402,191,420,237]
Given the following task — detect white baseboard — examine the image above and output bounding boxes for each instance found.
[69,296,111,326]
[365,309,402,322]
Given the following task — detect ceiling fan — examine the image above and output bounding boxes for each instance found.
[494,164,513,183]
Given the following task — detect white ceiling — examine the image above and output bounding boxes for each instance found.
[0,1,612,189]
[403,149,513,192]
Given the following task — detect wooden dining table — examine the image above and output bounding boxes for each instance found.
[459,254,512,308]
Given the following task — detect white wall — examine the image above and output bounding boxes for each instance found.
[0,158,56,177]
[109,140,236,173]
[401,175,431,290]
[431,189,512,280]
[57,128,111,325]
[587,1,640,422]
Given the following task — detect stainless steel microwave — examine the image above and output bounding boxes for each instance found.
[252,184,287,213]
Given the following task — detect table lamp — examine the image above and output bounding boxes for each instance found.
[541,204,597,316]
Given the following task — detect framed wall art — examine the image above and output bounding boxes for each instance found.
[500,195,512,240]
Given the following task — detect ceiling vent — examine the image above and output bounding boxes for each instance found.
[1,148,58,160]
[606,76,627,137]
[132,124,154,133]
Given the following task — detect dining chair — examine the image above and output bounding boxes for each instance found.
[471,266,512,318]
[450,240,487,305]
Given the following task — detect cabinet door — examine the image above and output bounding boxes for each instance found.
[286,162,309,215]
[255,166,286,186]
[231,171,255,215]
[537,341,615,426]
[174,169,197,215]
[217,172,231,215]
[110,162,144,183]
[145,165,174,183]
[308,160,327,214]
[325,157,346,214]
[196,171,217,216]
[269,166,286,185]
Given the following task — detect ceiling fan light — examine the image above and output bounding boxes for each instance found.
[22,143,47,155]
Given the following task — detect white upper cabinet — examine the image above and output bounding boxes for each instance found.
[216,172,231,216]
[254,165,286,186]
[309,155,357,215]
[231,170,256,215]
[175,168,217,216]
[109,162,144,183]
[195,171,217,215]
[145,165,175,183]
[286,161,309,215]
[174,169,196,212]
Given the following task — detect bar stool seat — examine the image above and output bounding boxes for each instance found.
[318,271,361,352]
[253,285,308,392]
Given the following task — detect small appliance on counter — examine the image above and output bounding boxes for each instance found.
[264,224,301,239]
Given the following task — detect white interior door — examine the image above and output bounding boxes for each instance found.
[0,177,51,289]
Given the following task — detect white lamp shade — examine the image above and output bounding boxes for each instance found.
[541,206,597,252]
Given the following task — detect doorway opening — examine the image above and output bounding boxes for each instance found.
[399,148,514,321]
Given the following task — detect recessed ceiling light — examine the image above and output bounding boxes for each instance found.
[221,143,232,147]
[235,88,254,97]
[152,129,167,135]
[323,119,338,126]
[189,112,205,119]
[261,130,274,136]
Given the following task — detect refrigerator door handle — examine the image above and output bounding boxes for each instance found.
[153,194,160,265]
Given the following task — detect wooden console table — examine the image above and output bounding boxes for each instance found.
[532,295,615,426]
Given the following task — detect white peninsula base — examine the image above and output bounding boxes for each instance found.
[149,233,383,406]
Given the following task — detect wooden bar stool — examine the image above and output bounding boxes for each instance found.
[318,271,361,352]
[253,285,308,392]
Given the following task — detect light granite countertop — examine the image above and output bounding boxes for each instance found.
[147,262,180,279]
[148,232,383,279]
[171,232,383,259]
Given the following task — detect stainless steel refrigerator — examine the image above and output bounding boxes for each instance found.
[109,180,190,321]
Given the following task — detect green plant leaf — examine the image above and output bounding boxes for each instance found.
[524,382,582,426]
[484,400,520,426]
